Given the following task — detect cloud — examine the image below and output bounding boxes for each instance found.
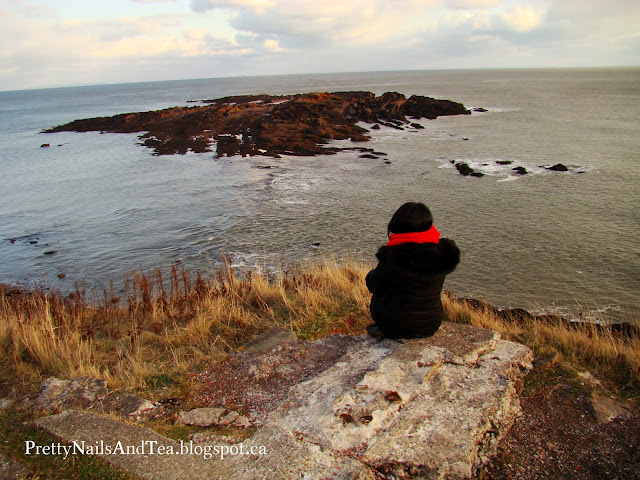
[1,0,639,90]
[186,0,640,64]
[264,38,283,51]
[443,0,500,8]
[192,1,432,49]
[191,0,274,13]
[0,4,250,89]
[500,6,542,32]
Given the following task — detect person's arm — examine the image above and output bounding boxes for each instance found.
[365,262,390,294]
[437,238,461,274]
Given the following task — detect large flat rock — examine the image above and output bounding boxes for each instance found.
[35,322,532,479]
[34,410,220,480]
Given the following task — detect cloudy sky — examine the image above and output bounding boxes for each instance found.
[1,0,638,91]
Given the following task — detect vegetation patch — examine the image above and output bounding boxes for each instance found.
[1,257,638,478]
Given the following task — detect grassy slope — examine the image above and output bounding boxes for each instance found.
[1,258,638,478]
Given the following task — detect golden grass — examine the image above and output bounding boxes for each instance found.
[0,257,372,394]
[442,294,640,396]
[1,257,638,397]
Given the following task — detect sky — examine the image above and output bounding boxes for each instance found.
[1,0,639,91]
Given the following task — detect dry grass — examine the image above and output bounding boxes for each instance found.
[1,257,638,398]
[0,257,372,394]
[442,294,640,396]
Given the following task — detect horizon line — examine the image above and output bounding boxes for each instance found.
[2,65,639,94]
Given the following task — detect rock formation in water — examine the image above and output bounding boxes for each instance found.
[544,163,569,172]
[452,160,484,177]
[43,92,470,157]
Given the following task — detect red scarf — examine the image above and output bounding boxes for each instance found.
[387,227,440,247]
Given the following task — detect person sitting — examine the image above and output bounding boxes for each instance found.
[365,202,460,339]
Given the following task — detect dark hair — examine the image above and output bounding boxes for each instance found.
[387,202,433,236]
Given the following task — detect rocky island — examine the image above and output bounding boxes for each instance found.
[43,91,470,157]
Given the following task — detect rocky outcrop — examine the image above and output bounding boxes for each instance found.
[176,407,252,428]
[192,322,532,479]
[43,92,470,157]
[30,376,159,420]
[35,323,532,479]
[31,376,108,413]
[34,323,531,479]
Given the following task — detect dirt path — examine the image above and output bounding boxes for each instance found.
[483,365,640,480]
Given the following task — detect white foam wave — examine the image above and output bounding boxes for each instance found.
[440,157,594,181]
[269,172,324,204]
[470,106,522,113]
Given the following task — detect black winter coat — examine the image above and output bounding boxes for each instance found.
[365,239,460,339]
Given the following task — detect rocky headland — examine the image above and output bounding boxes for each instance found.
[43,91,470,157]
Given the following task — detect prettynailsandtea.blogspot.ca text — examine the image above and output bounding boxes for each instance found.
[25,439,267,460]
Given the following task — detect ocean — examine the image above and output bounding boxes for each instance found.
[1,68,638,322]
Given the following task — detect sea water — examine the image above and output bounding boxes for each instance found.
[1,68,638,322]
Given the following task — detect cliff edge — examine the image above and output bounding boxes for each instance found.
[35,322,532,480]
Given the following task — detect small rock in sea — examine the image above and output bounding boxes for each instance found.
[44,250,57,255]
[512,166,528,175]
[455,162,483,177]
[473,108,488,113]
[359,154,378,159]
[381,121,404,130]
[545,163,569,172]
[461,138,469,141]
[411,123,425,129]
[40,143,51,148]
[384,160,392,165]
[58,273,66,279]
[371,124,381,130]
[30,240,38,244]
[10,238,16,244]
[310,242,321,247]
[496,160,513,165]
